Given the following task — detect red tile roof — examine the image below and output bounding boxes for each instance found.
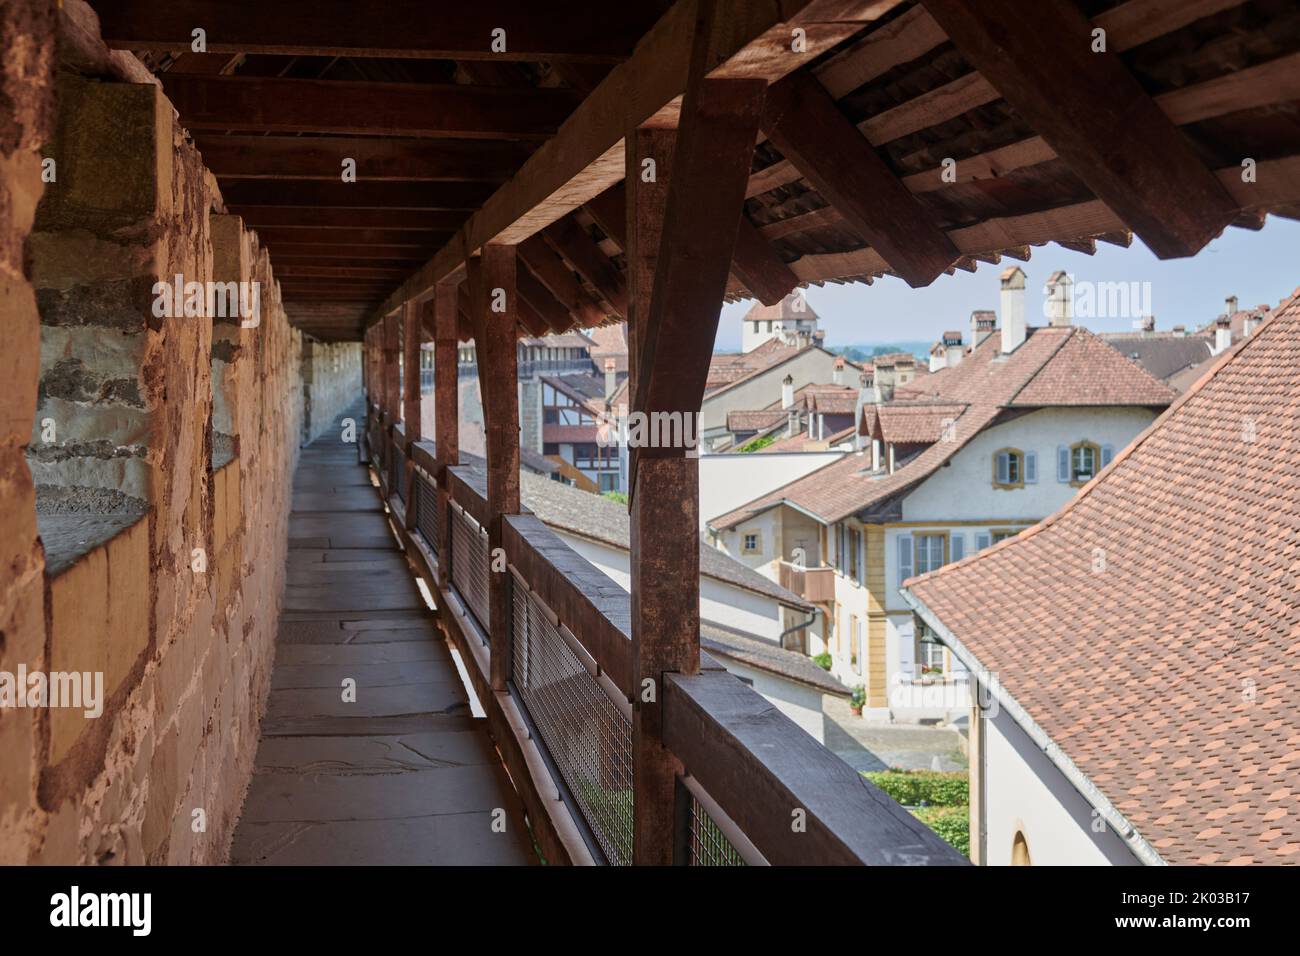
[875,402,969,445]
[903,291,1300,865]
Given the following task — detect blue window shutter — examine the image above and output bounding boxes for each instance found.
[1025,451,1038,483]
[1057,445,1070,482]
[975,532,992,551]
[1101,444,1115,467]
[950,534,965,563]
[995,452,1009,484]
[897,534,913,588]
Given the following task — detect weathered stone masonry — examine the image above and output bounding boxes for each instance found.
[0,2,360,864]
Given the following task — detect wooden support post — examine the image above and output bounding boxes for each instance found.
[626,0,767,864]
[402,299,423,528]
[382,310,401,483]
[474,245,521,693]
[433,281,460,588]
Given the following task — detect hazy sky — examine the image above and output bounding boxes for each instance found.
[714,216,1300,352]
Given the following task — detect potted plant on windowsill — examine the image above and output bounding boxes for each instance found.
[849,685,866,716]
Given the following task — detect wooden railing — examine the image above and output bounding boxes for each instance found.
[370,429,966,867]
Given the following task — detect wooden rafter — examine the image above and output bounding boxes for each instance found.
[542,216,629,317]
[100,0,667,62]
[762,71,957,287]
[160,75,580,138]
[916,0,1238,258]
[517,236,607,327]
[365,0,897,325]
[220,181,493,210]
[193,135,532,182]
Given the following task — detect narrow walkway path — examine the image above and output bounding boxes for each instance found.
[231,406,533,864]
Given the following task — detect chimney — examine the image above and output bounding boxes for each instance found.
[604,358,617,400]
[1139,315,1155,333]
[1242,307,1265,337]
[970,310,996,347]
[781,374,795,409]
[1214,315,1232,355]
[833,356,845,386]
[1171,324,1186,336]
[929,341,946,372]
[1045,270,1073,327]
[1000,266,1026,353]
[944,330,964,368]
[1225,295,1239,316]
[787,409,799,438]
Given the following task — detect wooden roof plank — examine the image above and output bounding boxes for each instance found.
[923,0,1238,258]
[762,72,957,288]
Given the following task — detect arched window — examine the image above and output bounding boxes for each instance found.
[1011,831,1032,866]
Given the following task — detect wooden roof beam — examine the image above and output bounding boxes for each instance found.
[517,263,579,333]
[228,207,465,230]
[541,216,630,318]
[924,0,1238,258]
[99,0,666,63]
[220,181,492,210]
[194,135,532,182]
[161,75,579,139]
[366,0,900,325]
[761,72,957,288]
[517,236,608,327]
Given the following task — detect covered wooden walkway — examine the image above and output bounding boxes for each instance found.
[230,407,533,865]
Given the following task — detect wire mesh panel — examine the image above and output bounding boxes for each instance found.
[511,582,633,866]
[451,506,490,633]
[415,471,439,556]
[390,442,407,502]
[686,792,747,866]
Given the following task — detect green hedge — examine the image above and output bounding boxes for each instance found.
[912,805,969,857]
[863,769,968,808]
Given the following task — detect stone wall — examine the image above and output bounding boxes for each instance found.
[1,6,311,863]
[0,0,57,866]
[301,339,363,445]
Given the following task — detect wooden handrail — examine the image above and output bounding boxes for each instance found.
[503,513,634,700]
[663,671,968,866]
[405,456,966,866]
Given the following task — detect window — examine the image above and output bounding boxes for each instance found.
[1059,441,1113,484]
[1071,441,1097,482]
[849,615,860,671]
[917,621,946,675]
[993,448,1032,488]
[742,531,761,555]
[991,528,1019,544]
[915,533,947,575]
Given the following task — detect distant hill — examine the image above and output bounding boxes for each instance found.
[828,342,932,365]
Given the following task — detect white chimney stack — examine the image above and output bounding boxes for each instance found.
[1242,307,1265,337]
[832,357,845,386]
[943,331,963,368]
[1000,266,1026,353]
[1045,270,1073,327]
[929,341,946,372]
[970,310,996,347]
[781,374,794,409]
[604,358,617,399]
[1214,316,1232,355]
[1225,295,1239,316]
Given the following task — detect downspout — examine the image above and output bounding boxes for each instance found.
[779,605,820,651]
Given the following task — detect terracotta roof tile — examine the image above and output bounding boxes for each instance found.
[904,292,1300,864]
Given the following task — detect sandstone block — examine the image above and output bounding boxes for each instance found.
[47,541,109,765]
